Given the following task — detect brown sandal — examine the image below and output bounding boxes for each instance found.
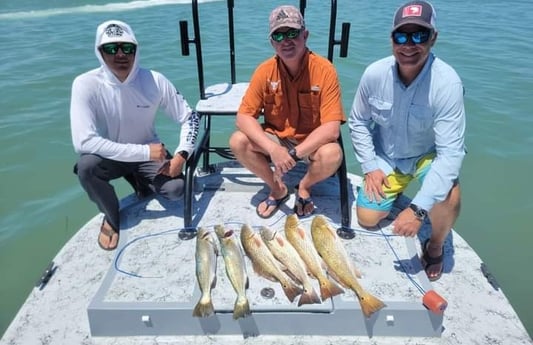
[98,219,119,251]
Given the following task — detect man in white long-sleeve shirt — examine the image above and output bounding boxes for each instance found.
[70,20,199,250]
[349,1,466,281]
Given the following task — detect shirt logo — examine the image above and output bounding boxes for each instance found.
[270,80,280,91]
[402,5,422,17]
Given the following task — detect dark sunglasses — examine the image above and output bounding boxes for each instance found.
[271,29,301,43]
[392,31,432,45]
[101,42,137,55]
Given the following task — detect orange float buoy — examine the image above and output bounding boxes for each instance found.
[422,290,448,314]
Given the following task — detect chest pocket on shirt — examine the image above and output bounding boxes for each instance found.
[407,104,433,133]
[297,92,320,133]
[369,97,392,128]
[264,93,285,130]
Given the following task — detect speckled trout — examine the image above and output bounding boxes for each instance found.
[311,215,386,318]
[193,227,218,318]
[214,224,251,320]
[284,214,344,301]
[240,224,303,303]
[260,226,321,306]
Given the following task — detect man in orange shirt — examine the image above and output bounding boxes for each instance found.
[229,5,346,218]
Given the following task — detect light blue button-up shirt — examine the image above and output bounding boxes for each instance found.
[349,53,466,211]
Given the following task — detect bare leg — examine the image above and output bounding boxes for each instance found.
[296,142,343,215]
[229,131,288,217]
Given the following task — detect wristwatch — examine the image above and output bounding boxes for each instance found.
[288,148,300,161]
[409,203,428,221]
[177,150,189,161]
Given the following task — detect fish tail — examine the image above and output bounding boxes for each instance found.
[192,298,215,318]
[319,277,344,301]
[232,296,251,320]
[297,285,322,306]
[358,291,386,318]
[281,280,304,303]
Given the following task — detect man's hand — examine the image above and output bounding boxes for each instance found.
[157,156,185,178]
[392,207,423,237]
[270,145,297,175]
[363,169,390,203]
[149,143,167,162]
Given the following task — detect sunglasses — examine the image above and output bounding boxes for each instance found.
[271,29,301,43]
[392,31,432,45]
[100,42,137,55]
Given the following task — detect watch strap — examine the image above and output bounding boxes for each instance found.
[288,148,300,161]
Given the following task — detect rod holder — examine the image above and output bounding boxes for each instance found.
[179,20,190,56]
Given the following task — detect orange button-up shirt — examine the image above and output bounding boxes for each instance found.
[238,50,346,142]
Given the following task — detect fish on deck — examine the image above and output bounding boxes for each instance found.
[193,227,218,318]
[240,224,303,303]
[214,224,251,320]
[284,214,344,301]
[310,215,386,318]
[259,226,321,306]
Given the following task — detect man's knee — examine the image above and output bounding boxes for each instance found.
[356,206,388,229]
[229,131,247,153]
[75,155,102,181]
[312,142,343,166]
[154,176,185,201]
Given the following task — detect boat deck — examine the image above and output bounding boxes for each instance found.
[1,162,531,345]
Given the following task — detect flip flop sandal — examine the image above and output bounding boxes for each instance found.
[98,219,119,251]
[421,239,444,282]
[293,195,315,217]
[256,191,290,219]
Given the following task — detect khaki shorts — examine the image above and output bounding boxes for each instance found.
[265,132,311,163]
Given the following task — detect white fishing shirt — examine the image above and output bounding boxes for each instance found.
[70,21,198,162]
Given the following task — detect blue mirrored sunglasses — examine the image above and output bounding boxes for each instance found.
[392,31,432,45]
[101,42,137,55]
[271,29,301,43]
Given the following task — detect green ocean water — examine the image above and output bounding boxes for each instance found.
[0,0,532,338]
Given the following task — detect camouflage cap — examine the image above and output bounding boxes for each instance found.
[269,5,305,36]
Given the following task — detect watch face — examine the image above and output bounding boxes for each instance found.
[410,204,426,220]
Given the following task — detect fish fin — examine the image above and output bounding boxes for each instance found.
[358,291,386,318]
[251,261,264,278]
[352,264,363,279]
[297,285,322,306]
[297,227,307,239]
[232,296,251,320]
[281,279,304,303]
[252,261,278,282]
[319,277,344,301]
[326,268,351,289]
[284,270,303,285]
[192,299,215,318]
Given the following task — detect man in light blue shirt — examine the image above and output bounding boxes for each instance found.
[349,0,466,281]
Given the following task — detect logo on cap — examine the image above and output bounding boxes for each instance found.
[104,24,125,38]
[402,5,422,17]
[276,9,290,21]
